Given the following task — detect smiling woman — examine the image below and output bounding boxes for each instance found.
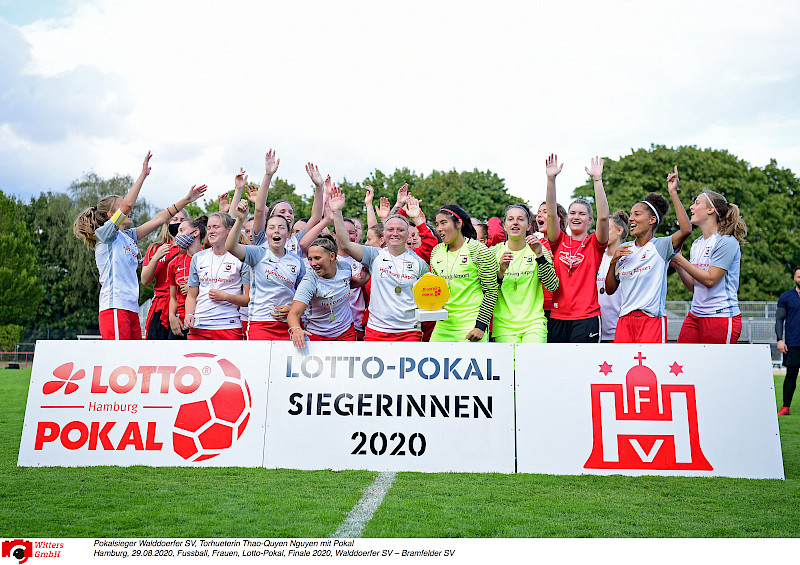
[545,155,610,343]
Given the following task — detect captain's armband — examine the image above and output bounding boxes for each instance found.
[110,209,128,227]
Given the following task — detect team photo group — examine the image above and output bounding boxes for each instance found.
[72,149,751,352]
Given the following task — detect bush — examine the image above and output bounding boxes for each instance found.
[0,324,23,352]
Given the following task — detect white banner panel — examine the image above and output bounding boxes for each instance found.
[516,344,784,479]
[263,342,516,472]
[18,341,270,467]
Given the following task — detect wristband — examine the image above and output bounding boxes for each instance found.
[110,209,128,227]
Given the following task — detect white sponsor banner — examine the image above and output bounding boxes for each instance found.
[18,341,269,467]
[516,344,784,479]
[263,342,516,472]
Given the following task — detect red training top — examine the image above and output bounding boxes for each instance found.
[549,231,607,320]
[144,243,182,327]
[166,252,192,322]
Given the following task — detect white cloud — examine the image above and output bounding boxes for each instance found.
[1,0,798,208]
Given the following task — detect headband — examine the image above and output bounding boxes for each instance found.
[703,192,721,219]
[639,200,660,224]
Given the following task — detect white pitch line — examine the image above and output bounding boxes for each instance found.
[332,471,397,538]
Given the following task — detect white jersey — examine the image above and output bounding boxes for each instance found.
[293,261,354,337]
[188,249,250,330]
[597,251,622,341]
[94,221,140,313]
[254,227,306,256]
[689,232,740,316]
[360,246,429,333]
[243,246,305,322]
[615,236,679,318]
[340,255,367,331]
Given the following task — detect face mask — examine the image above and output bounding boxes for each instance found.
[168,223,180,236]
[175,233,195,249]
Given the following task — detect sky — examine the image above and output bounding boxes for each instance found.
[0,0,798,210]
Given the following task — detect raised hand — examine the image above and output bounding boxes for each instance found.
[406,194,422,222]
[376,197,390,222]
[396,183,409,207]
[236,199,248,221]
[667,166,680,192]
[322,201,335,224]
[323,174,333,198]
[525,234,543,256]
[585,156,604,181]
[245,183,258,204]
[610,245,633,266]
[153,242,171,261]
[186,184,208,203]
[141,151,153,177]
[328,184,346,213]
[235,168,248,190]
[499,251,513,274]
[545,153,563,179]
[218,192,231,214]
[305,162,323,187]
[264,149,280,176]
[364,185,374,205]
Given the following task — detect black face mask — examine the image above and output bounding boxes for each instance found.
[168,223,180,237]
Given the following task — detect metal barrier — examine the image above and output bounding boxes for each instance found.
[1,351,35,369]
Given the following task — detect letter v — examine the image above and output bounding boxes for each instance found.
[629,439,664,463]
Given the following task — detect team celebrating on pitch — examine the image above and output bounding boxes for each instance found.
[73,149,751,349]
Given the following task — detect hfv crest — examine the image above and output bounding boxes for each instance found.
[584,352,712,471]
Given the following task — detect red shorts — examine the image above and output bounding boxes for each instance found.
[421,321,435,342]
[365,328,423,342]
[241,320,249,338]
[677,312,741,344]
[614,311,667,344]
[309,325,356,341]
[99,309,142,340]
[247,320,290,340]
[355,329,365,341]
[187,328,244,340]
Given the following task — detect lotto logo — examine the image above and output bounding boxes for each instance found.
[44,362,84,395]
[584,353,712,471]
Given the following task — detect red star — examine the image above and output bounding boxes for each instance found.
[599,361,613,376]
[669,362,684,376]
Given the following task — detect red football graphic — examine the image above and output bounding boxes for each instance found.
[172,355,252,462]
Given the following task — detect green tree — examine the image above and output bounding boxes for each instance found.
[68,172,157,251]
[341,167,523,224]
[0,191,43,325]
[25,191,100,329]
[571,145,800,300]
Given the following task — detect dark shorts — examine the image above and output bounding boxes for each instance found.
[547,316,601,343]
[784,346,800,368]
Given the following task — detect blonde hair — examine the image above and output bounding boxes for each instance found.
[72,195,121,249]
[705,190,747,244]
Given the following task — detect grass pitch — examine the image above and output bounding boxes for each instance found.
[1,369,799,538]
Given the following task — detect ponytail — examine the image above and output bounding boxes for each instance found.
[72,195,121,249]
[705,189,747,244]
